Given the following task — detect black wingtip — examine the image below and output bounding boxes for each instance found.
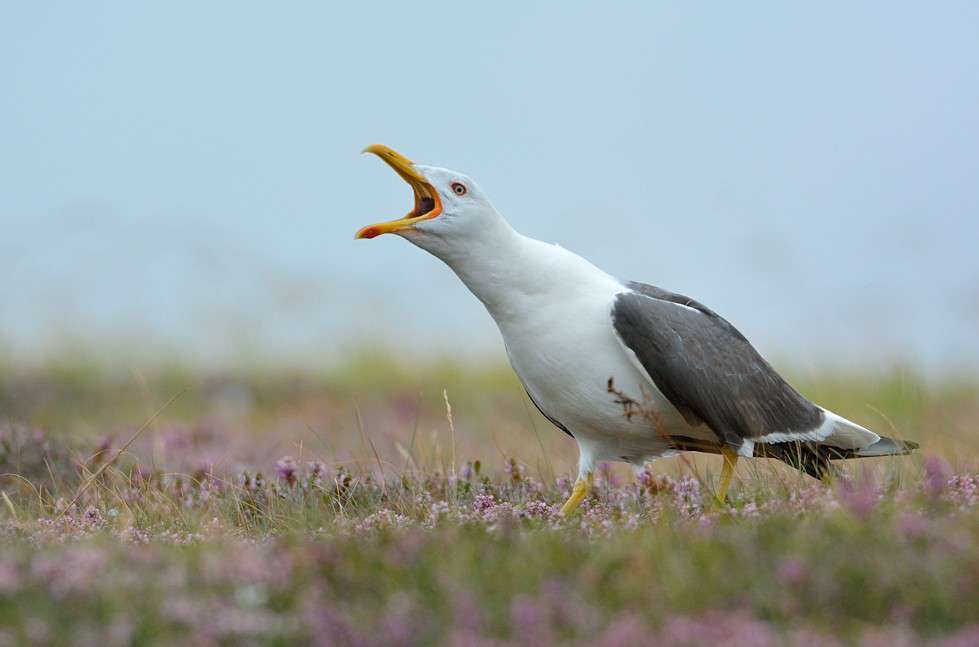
[753,436,920,480]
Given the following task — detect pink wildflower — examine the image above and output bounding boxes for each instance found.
[522,500,553,519]
[472,493,496,513]
[923,454,952,498]
[839,475,879,521]
[671,476,703,517]
[275,456,298,487]
[306,461,327,486]
[947,474,978,507]
[82,506,104,527]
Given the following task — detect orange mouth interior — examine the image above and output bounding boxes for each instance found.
[356,144,443,239]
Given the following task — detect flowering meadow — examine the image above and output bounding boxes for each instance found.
[1,357,977,645]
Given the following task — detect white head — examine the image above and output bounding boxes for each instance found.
[355,144,512,260]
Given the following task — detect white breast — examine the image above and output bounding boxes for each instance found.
[488,244,708,463]
[431,226,714,465]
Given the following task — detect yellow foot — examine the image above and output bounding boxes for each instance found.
[716,448,739,504]
[559,472,593,516]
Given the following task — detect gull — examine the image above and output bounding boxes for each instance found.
[355,145,918,515]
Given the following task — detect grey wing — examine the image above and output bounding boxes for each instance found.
[612,282,823,448]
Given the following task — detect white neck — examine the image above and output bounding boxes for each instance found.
[407,212,623,324]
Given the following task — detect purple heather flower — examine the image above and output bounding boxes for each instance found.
[82,506,103,526]
[357,509,411,532]
[306,461,327,485]
[692,513,714,532]
[472,493,496,513]
[786,484,834,516]
[839,474,879,521]
[636,465,658,492]
[923,454,952,498]
[947,474,978,508]
[522,500,553,519]
[275,456,298,487]
[121,527,150,544]
[736,501,761,518]
[671,476,704,517]
[333,466,353,494]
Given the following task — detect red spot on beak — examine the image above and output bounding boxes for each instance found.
[359,227,380,239]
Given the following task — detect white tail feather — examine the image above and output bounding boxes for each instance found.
[816,409,880,449]
[755,408,879,450]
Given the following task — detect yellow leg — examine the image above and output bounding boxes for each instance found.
[559,472,593,516]
[716,448,739,503]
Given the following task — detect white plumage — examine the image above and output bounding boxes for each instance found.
[355,145,915,512]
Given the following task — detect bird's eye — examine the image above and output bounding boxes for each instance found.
[451,182,467,196]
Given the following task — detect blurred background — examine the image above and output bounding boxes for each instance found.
[2,2,977,373]
[1,3,977,477]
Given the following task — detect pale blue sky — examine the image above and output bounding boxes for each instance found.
[2,2,978,372]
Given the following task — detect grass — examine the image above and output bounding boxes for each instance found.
[0,357,977,645]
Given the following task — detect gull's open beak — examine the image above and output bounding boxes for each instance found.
[355,144,443,239]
